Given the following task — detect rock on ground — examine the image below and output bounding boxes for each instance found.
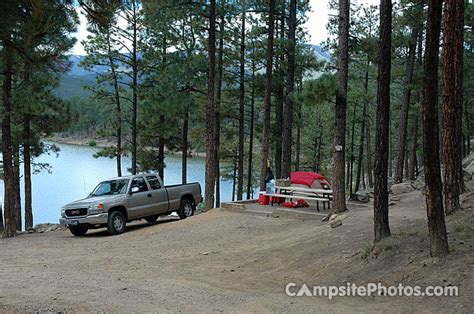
[462,152,474,168]
[464,160,474,181]
[355,190,370,203]
[330,219,342,228]
[390,182,415,195]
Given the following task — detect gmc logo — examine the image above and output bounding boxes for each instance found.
[71,210,80,215]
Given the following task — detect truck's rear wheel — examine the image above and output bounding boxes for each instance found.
[107,211,126,235]
[145,215,159,223]
[178,199,194,219]
[69,225,88,236]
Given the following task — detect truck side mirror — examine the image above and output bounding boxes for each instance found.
[130,187,140,194]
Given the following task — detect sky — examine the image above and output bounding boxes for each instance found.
[305,0,380,45]
[71,0,381,55]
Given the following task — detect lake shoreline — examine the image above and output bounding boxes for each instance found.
[2,141,234,226]
[46,134,206,158]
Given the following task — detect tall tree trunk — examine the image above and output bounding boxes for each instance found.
[2,42,16,238]
[317,133,323,173]
[0,203,3,232]
[215,3,225,208]
[395,26,419,183]
[182,110,189,184]
[13,147,21,231]
[346,148,351,189]
[454,0,465,193]
[465,109,471,155]
[131,0,138,175]
[107,31,122,177]
[388,125,393,178]
[366,117,374,188]
[247,58,256,199]
[312,138,318,172]
[237,3,246,201]
[362,163,366,190]
[260,0,276,192]
[281,0,297,179]
[349,102,357,197]
[423,0,449,257]
[274,11,285,179]
[274,89,284,178]
[331,0,349,213]
[295,99,302,171]
[442,0,461,214]
[408,25,424,181]
[158,115,165,181]
[408,114,419,180]
[23,112,33,230]
[232,158,237,202]
[355,65,368,194]
[115,103,122,177]
[374,0,392,242]
[205,0,218,209]
[404,147,410,180]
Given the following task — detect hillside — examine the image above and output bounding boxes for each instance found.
[56,45,331,99]
[54,73,95,98]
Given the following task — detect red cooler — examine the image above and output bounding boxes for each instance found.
[258,193,270,205]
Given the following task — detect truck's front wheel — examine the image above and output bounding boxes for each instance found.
[69,225,88,236]
[178,199,194,219]
[107,211,127,235]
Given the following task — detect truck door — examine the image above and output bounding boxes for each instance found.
[128,176,153,218]
[145,174,169,214]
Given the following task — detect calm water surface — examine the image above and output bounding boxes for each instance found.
[0,142,238,227]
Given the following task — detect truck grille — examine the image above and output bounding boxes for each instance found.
[65,208,87,217]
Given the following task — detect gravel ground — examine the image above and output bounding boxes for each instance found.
[1,186,473,313]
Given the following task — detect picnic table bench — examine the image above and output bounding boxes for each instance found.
[260,185,333,211]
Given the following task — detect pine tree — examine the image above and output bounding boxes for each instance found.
[395,5,422,183]
[423,0,449,257]
[259,0,276,192]
[443,0,463,214]
[1,0,77,236]
[1,42,15,237]
[373,0,392,242]
[331,0,350,213]
[281,0,297,179]
[205,0,218,209]
[81,26,125,177]
[237,0,246,201]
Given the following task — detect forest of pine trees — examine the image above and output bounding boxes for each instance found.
[1,0,473,258]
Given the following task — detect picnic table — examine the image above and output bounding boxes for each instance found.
[260,185,333,211]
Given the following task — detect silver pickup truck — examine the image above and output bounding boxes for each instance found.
[59,173,202,236]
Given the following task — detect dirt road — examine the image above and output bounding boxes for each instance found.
[1,187,473,312]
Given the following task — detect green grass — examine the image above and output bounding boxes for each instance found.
[360,237,399,259]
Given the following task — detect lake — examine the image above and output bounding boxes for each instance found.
[0,142,241,228]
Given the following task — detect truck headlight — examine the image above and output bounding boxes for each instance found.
[61,207,66,218]
[88,203,105,214]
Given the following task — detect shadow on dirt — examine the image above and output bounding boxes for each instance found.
[76,216,182,238]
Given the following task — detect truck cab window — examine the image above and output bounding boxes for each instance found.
[130,177,149,193]
[146,175,161,190]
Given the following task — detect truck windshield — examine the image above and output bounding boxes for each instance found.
[91,179,129,197]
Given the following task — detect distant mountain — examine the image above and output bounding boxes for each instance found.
[54,73,95,98]
[311,45,331,62]
[67,54,111,77]
[56,55,116,98]
[58,47,331,99]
